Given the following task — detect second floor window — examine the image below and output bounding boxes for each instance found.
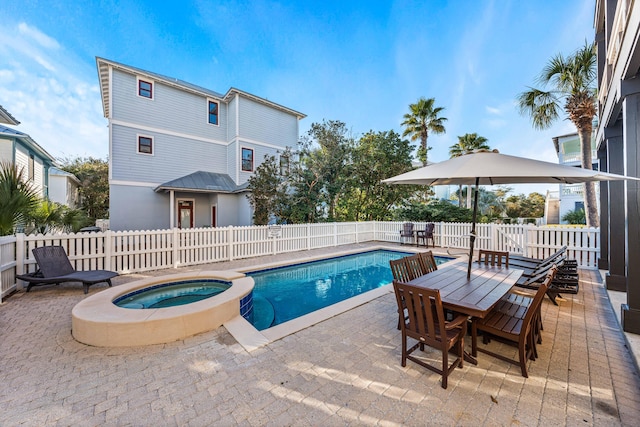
[242,148,253,172]
[28,154,35,181]
[208,100,219,125]
[138,79,153,98]
[138,136,153,155]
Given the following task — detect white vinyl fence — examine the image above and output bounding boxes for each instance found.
[0,222,600,300]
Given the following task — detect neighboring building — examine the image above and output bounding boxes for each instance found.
[594,0,640,333]
[0,105,55,198]
[96,58,305,231]
[542,190,560,225]
[48,167,81,208]
[550,132,599,224]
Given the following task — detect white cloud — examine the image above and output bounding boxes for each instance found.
[485,106,501,115]
[18,22,60,50]
[0,23,107,160]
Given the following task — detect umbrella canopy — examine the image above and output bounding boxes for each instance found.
[382,150,634,186]
[383,149,640,278]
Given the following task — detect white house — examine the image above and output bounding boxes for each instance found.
[48,167,81,208]
[549,132,599,224]
[0,105,55,199]
[96,58,306,231]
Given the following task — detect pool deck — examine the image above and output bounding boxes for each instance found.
[1,242,639,426]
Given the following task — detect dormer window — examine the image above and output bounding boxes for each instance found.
[138,79,153,99]
[208,100,219,125]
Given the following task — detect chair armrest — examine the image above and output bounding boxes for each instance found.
[445,314,468,330]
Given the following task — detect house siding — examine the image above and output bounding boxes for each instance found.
[237,96,298,147]
[110,124,228,183]
[236,140,282,185]
[0,139,12,163]
[110,69,228,142]
[110,184,170,231]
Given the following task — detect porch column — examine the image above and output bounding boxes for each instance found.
[622,91,640,333]
[605,124,626,291]
[597,145,609,270]
[170,190,175,228]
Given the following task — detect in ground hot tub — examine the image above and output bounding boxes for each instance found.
[72,271,254,347]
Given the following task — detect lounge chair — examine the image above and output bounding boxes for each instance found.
[393,281,467,389]
[471,266,556,378]
[17,245,118,294]
[416,222,435,248]
[508,246,567,269]
[399,222,415,245]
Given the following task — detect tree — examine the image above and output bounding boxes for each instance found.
[339,130,416,221]
[518,41,599,227]
[26,200,91,234]
[247,151,292,225]
[562,208,586,225]
[0,162,39,236]
[401,97,447,166]
[59,157,109,221]
[299,120,353,221]
[396,200,473,223]
[448,133,490,207]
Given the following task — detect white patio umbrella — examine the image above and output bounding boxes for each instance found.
[382,149,639,279]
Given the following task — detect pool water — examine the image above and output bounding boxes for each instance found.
[114,280,231,309]
[247,250,451,330]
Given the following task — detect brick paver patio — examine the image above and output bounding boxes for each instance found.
[1,244,639,426]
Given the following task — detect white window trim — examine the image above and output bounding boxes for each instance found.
[136,133,154,156]
[241,146,254,172]
[207,98,220,127]
[136,76,154,100]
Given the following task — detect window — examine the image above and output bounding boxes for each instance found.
[138,135,153,155]
[279,154,290,175]
[208,100,219,125]
[138,79,153,98]
[241,148,254,172]
[28,154,34,181]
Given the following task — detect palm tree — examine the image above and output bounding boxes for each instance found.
[449,133,490,207]
[401,97,447,166]
[518,41,599,227]
[0,162,39,236]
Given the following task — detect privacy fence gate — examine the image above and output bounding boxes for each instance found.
[0,222,600,300]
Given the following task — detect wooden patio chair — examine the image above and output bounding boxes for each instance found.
[16,245,118,294]
[405,254,424,280]
[389,257,413,283]
[399,222,415,245]
[393,280,467,389]
[418,250,438,274]
[477,249,509,268]
[471,266,557,378]
[416,222,435,248]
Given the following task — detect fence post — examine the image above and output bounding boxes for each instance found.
[307,224,311,250]
[104,230,112,271]
[173,228,179,268]
[491,223,497,251]
[228,226,234,261]
[334,223,338,247]
[16,233,25,290]
[523,225,530,258]
[355,222,359,244]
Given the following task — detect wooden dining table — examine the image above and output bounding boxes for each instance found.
[407,260,524,364]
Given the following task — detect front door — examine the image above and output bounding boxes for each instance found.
[211,206,217,227]
[178,201,193,228]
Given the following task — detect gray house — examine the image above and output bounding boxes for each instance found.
[0,105,55,199]
[96,58,305,231]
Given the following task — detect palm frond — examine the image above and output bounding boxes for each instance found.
[517,87,561,130]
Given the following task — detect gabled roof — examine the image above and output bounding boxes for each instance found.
[96,57,306,120]
[0,125,56,163]
[0,105,20,125]
[154,171,250,194]
[49,167,81,185]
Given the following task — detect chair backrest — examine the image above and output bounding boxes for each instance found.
[478,250,509,267]
[418,251,438,274]
[405,254,424,280]
[521,266,557,335]
[393,281,447,347]
[32,246,75,278]
[425,222,435,236]
[390,258,412,282]
[400,222,414,236]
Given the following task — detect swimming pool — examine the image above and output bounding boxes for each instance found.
[247,250,451,330]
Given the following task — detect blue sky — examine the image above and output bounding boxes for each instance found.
[0,0,595,195]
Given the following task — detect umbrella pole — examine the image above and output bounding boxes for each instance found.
[467,178,480,279]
